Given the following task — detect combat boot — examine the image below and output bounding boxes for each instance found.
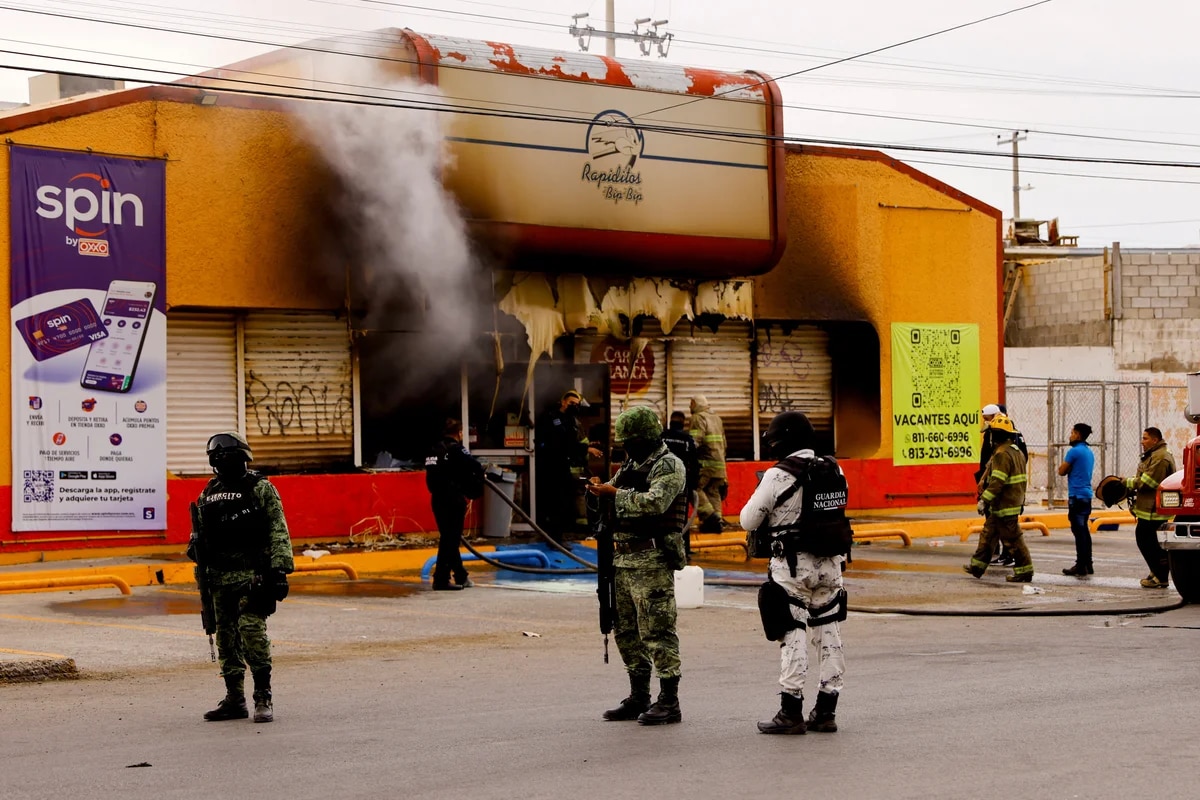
[807,691,838,733]
[204,673,248,721]
[252,667,273,724]
[603,671,651,721]
[758,692,806,734]
[638,676,682,725]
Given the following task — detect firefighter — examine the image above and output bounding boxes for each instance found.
[689,395,728,533]
[963,414,1032,582]
[1126,427,1176,588]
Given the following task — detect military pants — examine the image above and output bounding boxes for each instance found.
[614,566,681,680]
[969,515,1033,577]
[771,554,845,697]
[212,582,272,678]
[696,476,728,526]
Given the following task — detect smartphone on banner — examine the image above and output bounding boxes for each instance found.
[80,280,157,393]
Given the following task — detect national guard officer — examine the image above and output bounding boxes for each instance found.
[740,411,851,735]
[425,418,485,590]
[587,406,688,725]
[188,431,293,723]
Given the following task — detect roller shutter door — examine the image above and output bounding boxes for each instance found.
[166,313,238,476]
[755,324,834,438]
[243,312,353,469]
[669,321,753,459]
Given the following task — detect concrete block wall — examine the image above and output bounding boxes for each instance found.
[1116,251,1200,370]
[1007,255,1108,347]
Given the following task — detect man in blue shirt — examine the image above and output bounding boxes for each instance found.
[1057,423,1096,576]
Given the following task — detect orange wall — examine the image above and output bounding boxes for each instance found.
[756,146,1003,462]
[0,94,343,483]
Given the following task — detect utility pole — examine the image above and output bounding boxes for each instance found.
[569,3,673,58]
[996,130,1029,220]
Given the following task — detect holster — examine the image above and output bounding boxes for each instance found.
[660,530,687,571]
[757,576,806,641]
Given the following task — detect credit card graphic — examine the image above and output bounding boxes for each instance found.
[15,298,109,362]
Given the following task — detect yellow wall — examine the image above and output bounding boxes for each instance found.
[756,147,1002,460]
[0,95,343,479]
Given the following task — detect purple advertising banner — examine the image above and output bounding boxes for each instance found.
[9,145,167,531]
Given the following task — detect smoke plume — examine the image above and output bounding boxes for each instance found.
[297,67,484,414]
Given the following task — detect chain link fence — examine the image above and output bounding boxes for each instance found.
[1004,378,1150,508]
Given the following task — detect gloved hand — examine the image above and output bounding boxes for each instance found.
[270,569,290,601]
[976,499,987,516]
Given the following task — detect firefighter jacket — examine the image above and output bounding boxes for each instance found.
[1126,441,1176,522]
[979,441,1026,517]
[689,407,727,479]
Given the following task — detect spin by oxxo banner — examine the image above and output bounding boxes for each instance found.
[891,323,980,467]
[9,146,167,531]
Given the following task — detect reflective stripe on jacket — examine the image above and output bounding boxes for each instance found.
[689,410,727,478]
[1127,441,1176,521]
[979,441,1026,517]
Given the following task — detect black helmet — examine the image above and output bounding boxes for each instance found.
[762,411,815,459]
[207,431,253,462]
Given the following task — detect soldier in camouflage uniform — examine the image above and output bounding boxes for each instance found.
[188,431,294,723]
[587,406,688,726]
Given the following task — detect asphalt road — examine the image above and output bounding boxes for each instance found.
[3,530,1200,799]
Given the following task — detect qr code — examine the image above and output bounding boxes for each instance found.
[908,328,963,409]
[23,470,54,503]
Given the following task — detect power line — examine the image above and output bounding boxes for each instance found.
[7,2,1200,153]
[634,0,1058,119]
[8,45,1200,177]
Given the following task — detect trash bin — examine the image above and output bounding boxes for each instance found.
[482,469,518,538]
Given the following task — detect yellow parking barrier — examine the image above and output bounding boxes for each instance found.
[1089,514,1135,534]
[853,528,912,547]
[960,520,1050,542]
[0,574,132,595]
[293,561,359,580]
[689,536,750,558]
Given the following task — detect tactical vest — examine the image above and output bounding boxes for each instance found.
[612,451,688,541]
[196,471,270,572]
[755,455,853,559]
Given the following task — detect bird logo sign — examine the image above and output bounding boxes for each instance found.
[581,110,646,206]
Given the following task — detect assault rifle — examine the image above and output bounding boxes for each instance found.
[189,501,217,662]
[591,492,616,664]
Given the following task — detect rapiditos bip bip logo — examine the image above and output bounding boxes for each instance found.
[35,171,145,257]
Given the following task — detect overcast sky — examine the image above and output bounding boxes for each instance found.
[1,0,1198,247]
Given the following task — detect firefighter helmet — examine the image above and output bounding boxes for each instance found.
[614,406,662,443]
[1096,475,1128,508]
[988,414,1018,435]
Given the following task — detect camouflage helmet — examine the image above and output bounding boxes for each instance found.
[206,430,253,461]
[614,406,663,443]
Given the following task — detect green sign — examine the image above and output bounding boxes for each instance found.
[891,323,981,467]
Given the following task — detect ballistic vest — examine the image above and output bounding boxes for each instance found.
[196,471,270,572]
[612,450,688,541]
[770,455,853,558]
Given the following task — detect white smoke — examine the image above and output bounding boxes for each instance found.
[297,69,483,412]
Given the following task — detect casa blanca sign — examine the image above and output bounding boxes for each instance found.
[590,338,655,394]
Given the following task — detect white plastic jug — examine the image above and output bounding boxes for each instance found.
[674,565,704,609]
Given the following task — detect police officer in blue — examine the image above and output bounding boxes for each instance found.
[425,418,485,591]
